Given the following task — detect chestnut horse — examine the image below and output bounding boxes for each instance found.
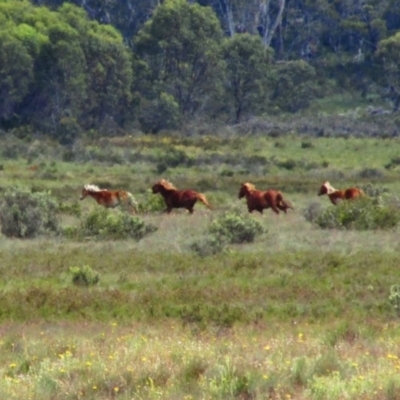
[318,181,364,206]
[238,182,293,214]
[80,184,138,213]
[152,179,211,214]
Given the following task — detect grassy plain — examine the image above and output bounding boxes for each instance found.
[1,133,400,399]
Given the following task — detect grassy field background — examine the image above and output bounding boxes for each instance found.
[1,133,400,399]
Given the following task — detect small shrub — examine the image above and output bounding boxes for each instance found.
[220,169,235,177]
[137,189,166,213]
[276,159,297,170]
[59,201,82,217]
[358,168,384,179]
[70,265,100,287]
[301,141,314,149]
[209,210,264,244]
[189,236,227,257]
[157,147,193,168]
[1,136,28,159]
[360,183,389,197]
[0,187,60,238]
[315,196,400,230]
[389,284,400,317]
[303,201,323,223]
[78,208,157,240]
[385,156,400,170]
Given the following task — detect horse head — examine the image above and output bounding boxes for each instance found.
[318,181,336,196]
[80,184,101,200]
[238,182,256,199]
[152,179,176,193]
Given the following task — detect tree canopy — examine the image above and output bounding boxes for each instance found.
[0,0,399,139]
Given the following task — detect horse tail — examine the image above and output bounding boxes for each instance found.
[196,193,211,209]
[277,192,293,210]
[120,191,138,213]
[127,191,139,213]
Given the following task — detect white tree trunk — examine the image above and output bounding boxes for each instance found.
[259,0,286,47]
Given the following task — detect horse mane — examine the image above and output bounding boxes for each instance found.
[156,179,177,190]
[242,182,257,192]
[83,184,102,192]
[321,181,336,194]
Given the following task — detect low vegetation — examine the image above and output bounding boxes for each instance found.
[1,133,400,398]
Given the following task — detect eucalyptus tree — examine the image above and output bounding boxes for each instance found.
[135,0,225,131]
[222,33,273,122]
[0,1,134,138]
[272,60,316,113]
[376,32,400,109]
[32,0,161,43]
[0,28,34,123]
[59,4,133,131]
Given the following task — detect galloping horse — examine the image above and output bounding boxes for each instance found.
[151,179,211,214]
[318,181,364,205]
[80,184,138,213]
[238,182,293,214]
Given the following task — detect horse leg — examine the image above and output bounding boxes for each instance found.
[277,204,288,214]
[271,204,280,214]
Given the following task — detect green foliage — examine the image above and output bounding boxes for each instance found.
[137,189,166,213]
[272,60,317,113]
[156,147,192,168]
[389,284,400,317]
[0,29,34,120]
[59,201,82,217]
[314,197,400,230]
[222,33,273,122]
[303,202,324,224]
[69,265,100,287]
[209,210,264,244]
[190,210,264,256]
[138,92,180,134]
[75,208,157,240]
[135,0,224,120]
[189,235,227,257]
[209,358,253,398]
[0,187,60,238]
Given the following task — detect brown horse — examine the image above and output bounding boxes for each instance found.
[318,181,364,205]
[238,182,293,214]
[80,184,138,213]
[151,179,211,214]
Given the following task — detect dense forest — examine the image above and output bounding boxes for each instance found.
[1,0,400,142]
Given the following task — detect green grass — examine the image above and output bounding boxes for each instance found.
[1,134,400,398]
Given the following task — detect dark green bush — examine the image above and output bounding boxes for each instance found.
[209,210,264,244]
[314,196,400,230]
[70,265,100,287]
[75,208,157,240]
[0,187,60,238]
[139,93,180,134]
[137,189,166,213]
